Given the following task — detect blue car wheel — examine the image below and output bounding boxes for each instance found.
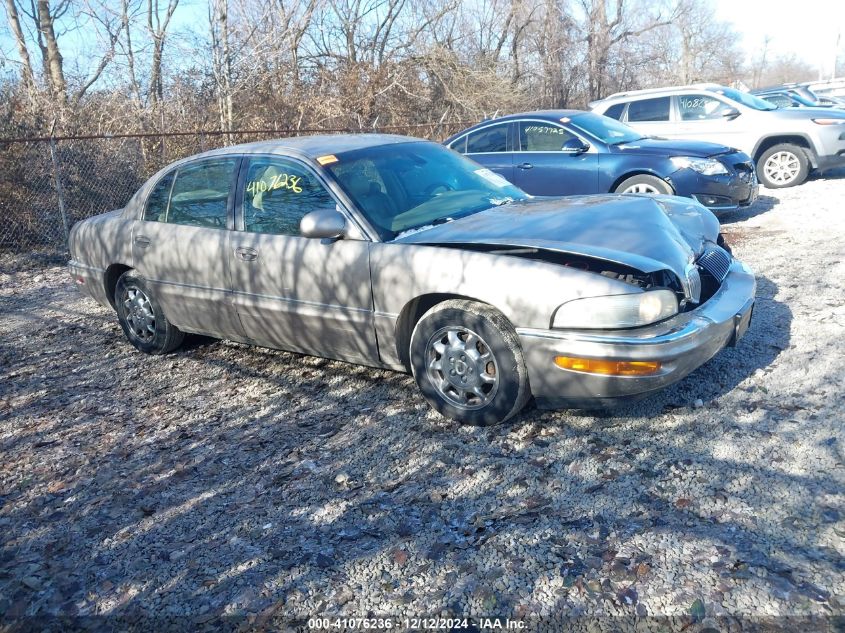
[614,174,673,195]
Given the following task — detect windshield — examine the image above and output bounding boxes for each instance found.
[568,112,642,144]
[323,141,529,241]
[707,86,777,111]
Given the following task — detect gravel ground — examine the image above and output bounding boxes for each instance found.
[1,171,844,632]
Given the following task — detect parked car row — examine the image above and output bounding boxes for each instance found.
[588,83,845,188]
[443,110,758,213]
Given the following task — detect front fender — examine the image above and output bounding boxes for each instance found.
[369,242,637,367]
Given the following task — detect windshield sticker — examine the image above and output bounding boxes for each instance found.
[475,168,511,188]
[246,173,302,195]
[394,224,440,239]
[316,154,338,165]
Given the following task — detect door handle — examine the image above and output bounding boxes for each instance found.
[134,235,151,248]
[517,162,533,170]
[235,247,258,262]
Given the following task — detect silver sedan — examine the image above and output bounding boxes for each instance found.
[68,135,755,425]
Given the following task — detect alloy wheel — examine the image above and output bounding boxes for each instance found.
[122,286,156,342]
[425,326,500,410]
[621,183,661,194]
[763,151,801,185]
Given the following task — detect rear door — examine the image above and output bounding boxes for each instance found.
[132,157,244,339]
[228,155,376,363]
[511,120,599,195]
[623,96,674,138]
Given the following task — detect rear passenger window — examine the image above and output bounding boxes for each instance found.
[163,159,238,228]
[466,124,509,153]
[144,172,175,222]
[627,97,670,122]
[603,103,625,120]
[448,136,467,153]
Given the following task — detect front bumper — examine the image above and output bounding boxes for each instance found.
[518,259,756,409]
[669,164,758,215]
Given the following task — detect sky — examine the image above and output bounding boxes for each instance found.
[1,0,844,81]
[713,0,845,79]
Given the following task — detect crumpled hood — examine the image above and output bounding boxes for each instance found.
[393,195,721,284]
[611,137,735,158]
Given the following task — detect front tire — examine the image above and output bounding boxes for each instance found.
[757,144,808,188]
[410,300,531,425]
[115,272,184,354]
[614,174,673,195]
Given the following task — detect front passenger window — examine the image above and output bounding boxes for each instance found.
[242,158,336,236]
[518,122,576,151]
[677,94,731,120]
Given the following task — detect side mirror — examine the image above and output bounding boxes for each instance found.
[721,107,741,120]
[561,137,590,154]
[300,207,346,239]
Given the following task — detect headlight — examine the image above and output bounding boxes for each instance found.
[670,156,728,176]
[552,289,679,329]
[811,118,845,125]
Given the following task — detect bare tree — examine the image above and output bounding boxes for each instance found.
[3,0,38,102]
[147,0,179,108]
[209,0,233,132]
[36,0,67,102]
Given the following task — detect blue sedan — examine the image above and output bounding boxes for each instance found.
[444,110,759,213]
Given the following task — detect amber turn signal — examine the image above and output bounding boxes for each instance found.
[554,356,661,376]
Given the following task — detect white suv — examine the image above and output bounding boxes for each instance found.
[590,84,845,188]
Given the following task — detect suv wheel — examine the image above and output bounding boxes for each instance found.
[757,144,808,188]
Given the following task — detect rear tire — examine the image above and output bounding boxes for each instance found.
[614,174,673,195]
[757,143,808,188]
[409,300,531,425]
[115,272,184,354]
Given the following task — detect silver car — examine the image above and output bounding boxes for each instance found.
[590,83,845,188]
[68,135,756,425]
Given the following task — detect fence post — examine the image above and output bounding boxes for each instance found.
[48,137,70,250]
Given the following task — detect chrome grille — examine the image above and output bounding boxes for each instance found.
[697,244,732,281]
[684,263,702,304]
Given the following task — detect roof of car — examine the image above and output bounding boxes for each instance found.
[493,109,587,120]
[443,110,589,141]
[190,133,421,161]
[594,83,724,103]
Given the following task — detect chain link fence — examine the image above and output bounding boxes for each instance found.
[0,121,470,255]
